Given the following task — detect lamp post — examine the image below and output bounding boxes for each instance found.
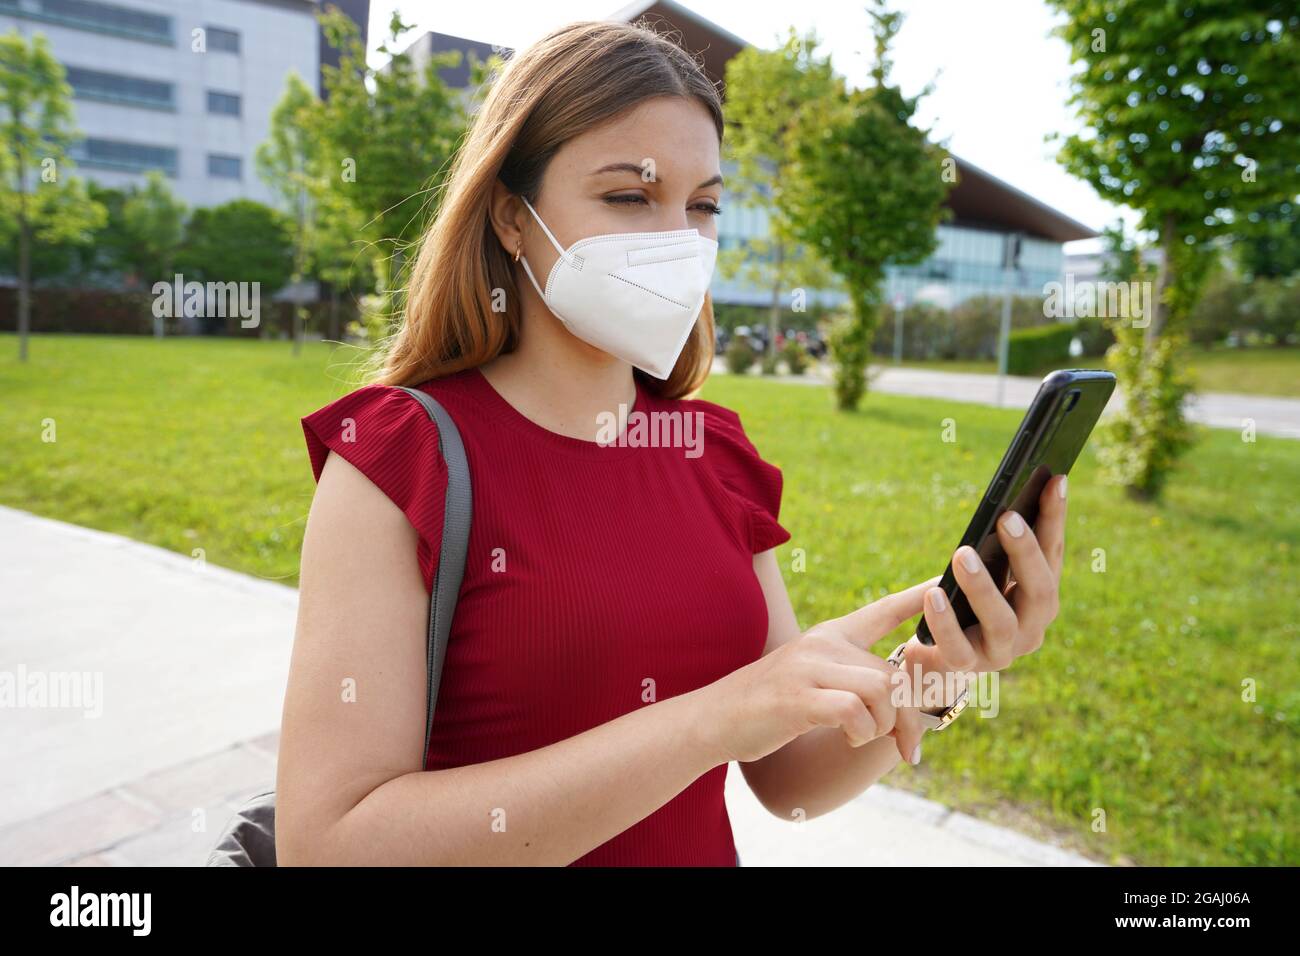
[892,290,905,365]
[996,232,1023,407]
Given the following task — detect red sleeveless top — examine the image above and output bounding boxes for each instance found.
[301,367,789,866]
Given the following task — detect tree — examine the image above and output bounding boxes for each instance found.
[1048,0,1300,497]
[109,171,187,335]
[312,181,376,342]
[257,71,319,354]
[315,9,468,331]
[783,2,952,409]
[0,31,106,360]
[176,200,293,334]
[719,30,843,367]
[121,171,186,334]
[1093,222,1194,499]
[1235,200,1300,280]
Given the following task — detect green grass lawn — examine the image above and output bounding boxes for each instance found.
[889,345,1300,398]
[3,333,1297,865]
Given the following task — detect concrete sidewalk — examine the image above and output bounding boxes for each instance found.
[0,505,1100,867]
[719,360,1300,439]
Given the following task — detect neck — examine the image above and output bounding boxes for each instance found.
[480,298,638,443]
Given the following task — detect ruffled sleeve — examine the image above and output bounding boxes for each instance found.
[694,399,791,554]
[301,384,447,593]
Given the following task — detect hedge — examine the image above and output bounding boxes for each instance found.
[1006,321,1074,375]
[0,287,154,335]
[0,287,359,340]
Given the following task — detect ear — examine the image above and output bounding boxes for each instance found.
[487,180,527,261]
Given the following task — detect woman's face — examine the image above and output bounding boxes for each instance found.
[508,95,723,282]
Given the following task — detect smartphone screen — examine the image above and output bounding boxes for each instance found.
[915,370,1116,645]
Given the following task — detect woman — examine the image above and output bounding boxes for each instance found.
[276,20,1067,866]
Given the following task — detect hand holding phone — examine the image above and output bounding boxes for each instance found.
[914,369,1115,651]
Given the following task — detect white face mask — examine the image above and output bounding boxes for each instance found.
[517,196,718,380]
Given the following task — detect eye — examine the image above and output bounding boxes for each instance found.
[603,193,647,206]
[692,201,723,216]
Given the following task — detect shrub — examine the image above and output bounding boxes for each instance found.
[872,301,954,359]
[760,350,779,375]
[872,295,1054,361]
[1006,322,1074,375]
[1249,276,1300,345]
[1073,314,1115,356]
[1188,270,1249,347]
[724,334,756,374]
[0,287,154,334]
[782,338,809,375]
[827,312,872,410]
[1096,328,1194,500]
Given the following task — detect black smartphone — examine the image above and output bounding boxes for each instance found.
[915,368,1117,646]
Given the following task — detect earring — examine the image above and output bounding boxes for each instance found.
[514,243,521,262]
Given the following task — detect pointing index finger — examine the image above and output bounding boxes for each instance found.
[835,575,942,648]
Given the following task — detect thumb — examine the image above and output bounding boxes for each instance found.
[835,575,941,649]
[890,710,926,767]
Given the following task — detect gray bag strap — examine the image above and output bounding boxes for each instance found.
[393,386,472,772]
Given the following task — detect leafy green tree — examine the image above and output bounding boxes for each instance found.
[1048,0,1300,497]
[720,29,842,365]
[121,172,186,286]
[176,200,293,333]
[258,71,320,354]
[1235,200,1300,280]
[1095,227,1194,499]
[84,183,131,276]
[0,31,105,360]
[312,182,376,341]
[315,9,467,330]
[1187,260,1248,346]
[1249,275,1300,344]
[783,2,951,409]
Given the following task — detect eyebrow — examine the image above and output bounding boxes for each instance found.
[589,162,723,190]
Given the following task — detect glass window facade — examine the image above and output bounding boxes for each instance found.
[70,137,178,175]
[1,0,173,44]
[66,66,174,110]
[884,225,1065,309]
[206,90,241,116]
[207,154,242,179]
[711,159,1069,309]
[205,25,240,54]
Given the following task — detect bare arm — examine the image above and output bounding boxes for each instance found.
[275,451,728,866]
[738,549,911,820]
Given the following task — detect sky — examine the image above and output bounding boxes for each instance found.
[364,0,1139,254]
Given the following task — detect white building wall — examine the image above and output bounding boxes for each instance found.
[1,0,319,209]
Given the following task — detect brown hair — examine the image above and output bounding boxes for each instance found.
[372,20,725,398]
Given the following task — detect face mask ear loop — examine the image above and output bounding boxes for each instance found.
[520,196,570,260]
[517,250,548,302]
[517,195,572,301]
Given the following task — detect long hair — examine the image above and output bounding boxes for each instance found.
[372,20,725,398]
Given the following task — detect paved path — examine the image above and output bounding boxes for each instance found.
[0,505,1099,866]
[716,360,1300,439]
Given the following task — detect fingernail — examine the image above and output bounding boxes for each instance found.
[929,588,947,613]
[1058,475,1068,499]
[1003,511,1026,538]
[909,744,922,765]
[960,548,981,574]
